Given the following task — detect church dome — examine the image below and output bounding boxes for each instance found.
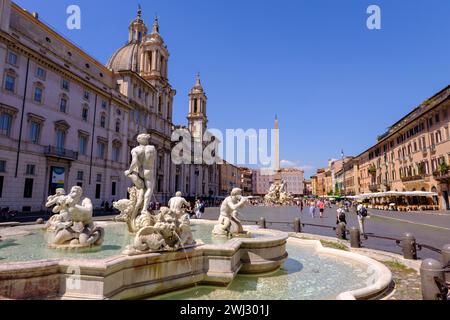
[106,42,141,72]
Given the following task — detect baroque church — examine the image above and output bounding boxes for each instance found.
[0,1,220,212]
[106,7,220,202]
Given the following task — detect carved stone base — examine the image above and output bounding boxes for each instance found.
[47,243,103,252]
[122,243,198,256]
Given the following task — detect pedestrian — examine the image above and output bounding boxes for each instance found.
[356,202,368,236]
[309,201,316,218]
[198,200,205,218]
[318,199,325,218]
[300,200,304,213]
[336,205,347,225]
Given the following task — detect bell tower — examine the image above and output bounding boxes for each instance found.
[188,74,208,141]
[128,5,147,44]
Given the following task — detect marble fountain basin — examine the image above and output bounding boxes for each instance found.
[0,220,392,300]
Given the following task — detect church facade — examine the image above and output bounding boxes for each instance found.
[0,1,218,211]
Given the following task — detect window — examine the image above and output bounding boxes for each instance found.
[111,181,117,196]
[7,51,17,65]
[36,67,46,79]
[435,113,440,123]
[0,113,12,136]
[60,97,68,113]
[101,100,107,109]
[96,174,102,182]
[61,79,70,91]
[29,121,40,144]
[95,184,101,199]
[97,142,106,159]
[83,90,90,101]
[5,74,15,92]
[77,171,84,181]
[26,164,35,175]
[82,107,89,121]
[23,178,34,198]
[56,129,66,150]
[0,160,6,173]
[100,115,106,128]
[115,120,120,133]
[34,86,43,103]
[79,135,88,156]
[112,145,120,162]
[436,131,442,144]
[158,154,163,170]
[0,176,3,198]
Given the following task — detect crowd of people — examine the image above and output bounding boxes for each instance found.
[294,198,369,236]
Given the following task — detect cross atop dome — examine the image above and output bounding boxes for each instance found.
[152,15,160,34]
[137,4,142,20]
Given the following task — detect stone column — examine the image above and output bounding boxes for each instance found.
[0,0,11,33]
[151,51,157,71]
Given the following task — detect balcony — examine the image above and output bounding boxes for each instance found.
[369,184,381,192]
[44,146,78,161]
[433,170,450,182]
[401,175,424,183]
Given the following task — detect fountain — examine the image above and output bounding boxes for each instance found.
[0,135,393,300]
[112,133,195,255]
[264,180,295,206]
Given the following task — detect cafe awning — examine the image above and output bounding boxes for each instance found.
[352,191,438,199]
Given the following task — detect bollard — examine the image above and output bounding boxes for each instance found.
[336,222,346,240]
[442,244,450,283]
[401,233,417,260]
[293,218,302,233]
[349,227,361,248]
[420,259,447,300]
[259,217,267,229]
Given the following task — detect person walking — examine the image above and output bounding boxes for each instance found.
[300,200,304,213]
[336,205,347,225]
[198,200,205,219]
[318,199,325,218]
[309,201,316,218]
[356,202,368,237]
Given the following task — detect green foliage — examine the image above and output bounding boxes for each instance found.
[320,240,349,251]
[439,162,449,174]
[368,164,377,175]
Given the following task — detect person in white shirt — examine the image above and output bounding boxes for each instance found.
[356,203,368,236]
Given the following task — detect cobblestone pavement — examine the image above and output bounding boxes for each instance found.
[381,261,422,300]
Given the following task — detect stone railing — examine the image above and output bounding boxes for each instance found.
[401,175,424,183]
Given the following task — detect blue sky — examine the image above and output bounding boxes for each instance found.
[14,0,450,178]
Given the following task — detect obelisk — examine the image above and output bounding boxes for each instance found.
[273,115,282,183]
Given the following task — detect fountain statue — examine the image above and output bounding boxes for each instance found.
[212,188,248,237]
[264,180,294,205]
[113,134,195,255]
[45,186,105,249]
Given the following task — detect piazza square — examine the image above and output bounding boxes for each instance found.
[0,0,449,309]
